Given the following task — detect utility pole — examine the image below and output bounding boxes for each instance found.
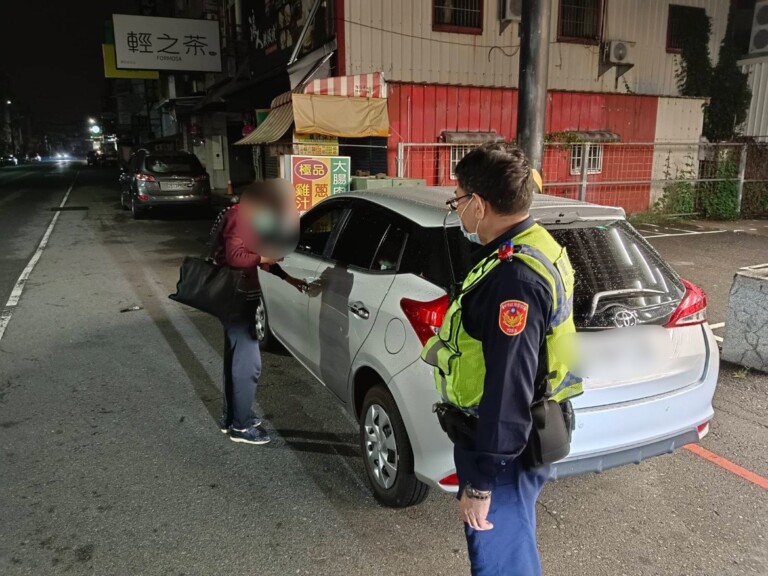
[516,0,551,173]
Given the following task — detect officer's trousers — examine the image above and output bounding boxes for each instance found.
[462,461,550,576]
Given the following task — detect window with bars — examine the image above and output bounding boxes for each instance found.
[450,145,474,180]
[570,144,603,175]
[667,5,706,53]
[433,0,484,34]
[558,0,602,44]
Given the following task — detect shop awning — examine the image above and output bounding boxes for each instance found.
[304,71,388,98]
[235,92,295,145]
[292,94,390,138]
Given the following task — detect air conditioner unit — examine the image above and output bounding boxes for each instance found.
[749,0,768,54]
[500,0,522,23]
[607,40,634,66]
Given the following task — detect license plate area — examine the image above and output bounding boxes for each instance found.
[160,181,193,191]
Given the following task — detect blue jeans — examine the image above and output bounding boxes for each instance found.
[222,312,262,430]
[460,460,550,576]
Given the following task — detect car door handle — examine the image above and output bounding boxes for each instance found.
[348,301,370,320]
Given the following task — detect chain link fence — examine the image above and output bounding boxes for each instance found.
[396,141,768,218]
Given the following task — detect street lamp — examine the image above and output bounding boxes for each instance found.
[5,100,10,105]
[88,117,96,125]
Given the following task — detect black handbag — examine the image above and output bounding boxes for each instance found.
[168,256,242,320]
[168,207,242,320]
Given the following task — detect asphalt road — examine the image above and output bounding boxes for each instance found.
[0,164,766,575]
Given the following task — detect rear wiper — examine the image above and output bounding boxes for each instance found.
[588,288,666,320]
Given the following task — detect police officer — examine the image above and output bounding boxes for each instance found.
[421,144,581,575]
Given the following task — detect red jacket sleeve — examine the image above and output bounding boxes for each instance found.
[222,209,261,269]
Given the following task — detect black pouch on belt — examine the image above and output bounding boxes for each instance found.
[433,403,477,449]
[522,399,572,469]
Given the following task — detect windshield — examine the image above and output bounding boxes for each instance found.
[145,155,203,174]
[549,220,684,329]
[431,220,683,329]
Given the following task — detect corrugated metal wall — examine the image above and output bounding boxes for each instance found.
[344,0,729,96]
[388,84,660,211]
[742,58,768,139]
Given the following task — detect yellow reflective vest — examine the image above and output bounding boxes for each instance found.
[421,223,582,409]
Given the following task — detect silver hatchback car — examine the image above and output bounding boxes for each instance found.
[258,187,719,507]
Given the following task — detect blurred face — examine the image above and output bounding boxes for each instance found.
[238,180,300,259]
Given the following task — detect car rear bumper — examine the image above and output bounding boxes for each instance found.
[389,324,719,493]
[137,194,210,207]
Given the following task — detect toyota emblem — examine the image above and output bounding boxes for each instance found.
[613,309,638,328]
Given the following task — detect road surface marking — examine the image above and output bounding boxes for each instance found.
[0,172,79,343]
[740,262,768,271]
[709,322,725,329]
[644,230,727,239]
[713,335,723,343]
[685,444,768,490]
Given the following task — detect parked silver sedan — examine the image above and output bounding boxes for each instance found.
[258,187,719,507]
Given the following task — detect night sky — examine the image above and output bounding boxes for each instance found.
[1,0,135,125]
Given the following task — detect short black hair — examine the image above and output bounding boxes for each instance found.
[454,143,534,215]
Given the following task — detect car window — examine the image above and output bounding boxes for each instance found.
[372,224,409,273]
[400,226,473,295]
[144,155,203,174]
[331,203,390,269]
[297,203,347,257]
[548,220,684,329]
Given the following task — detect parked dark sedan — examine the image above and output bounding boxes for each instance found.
[1,154,19,167]
[119,149,211,219]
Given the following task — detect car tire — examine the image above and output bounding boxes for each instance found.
[253,295,277,351]
[360,385,430,508]
[120,192,129,210]
[131,198,145,220]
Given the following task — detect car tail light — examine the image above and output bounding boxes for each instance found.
[439,473,459,487]
[697,421,710,439]
[136,173,156,182]
[665,279,707,328]
[400,295,449,345]
[193,174,209,182]
[138,194,150,201]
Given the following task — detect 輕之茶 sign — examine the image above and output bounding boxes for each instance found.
[282,155,351,213]
[112,14,221,72]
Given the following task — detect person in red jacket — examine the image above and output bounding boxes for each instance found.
[213,182,305,444]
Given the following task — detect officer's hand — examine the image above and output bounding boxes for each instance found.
[459,492,493,531]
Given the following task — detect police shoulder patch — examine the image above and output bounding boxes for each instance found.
[499,300,528,336]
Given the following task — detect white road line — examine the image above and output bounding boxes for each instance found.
[0,171,79,342]
[644,230,727,239]
[740,262,768,271]
[713,335,723,343]
[709,322,725,330]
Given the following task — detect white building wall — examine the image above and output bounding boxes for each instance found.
[650,97,706,203]
[741,57,768,140]
[344,0,729,96]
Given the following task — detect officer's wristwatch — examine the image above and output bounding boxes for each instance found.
[464,483,492,501]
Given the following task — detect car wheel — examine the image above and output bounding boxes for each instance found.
[120,192,129,210]
[131,198,145,220]
[360,385,429,508]
[253,296,277,351]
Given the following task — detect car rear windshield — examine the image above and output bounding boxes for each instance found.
[412,220,684,329]
[145,155,203,174]
[548,220,684,329]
